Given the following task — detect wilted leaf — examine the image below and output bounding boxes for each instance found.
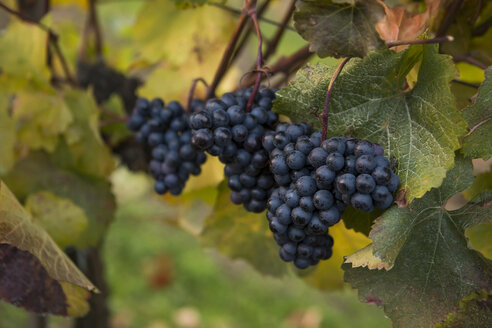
[462,66,492,160]
[200,180,287,276]
[3,152,116,248]
[303,223,371,289]
[274,45,467,203]
[0,92,16,175]
[369,154,475,266]
[375,0,441,51]
[344,244,391,270]
[0,181,95,315]
[25,191,89,248]
[294,0,385,58]
[437,291,492,328]
[343,179,492,327]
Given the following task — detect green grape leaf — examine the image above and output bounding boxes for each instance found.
[200,180,287,276]
[462,66,492,160]
[0,181,94,316]
[343,188,492,327]
[55,89,115,178]
[3,152,116,248]
[369,154,476,266]
[274,45,467,203]
[0,92,16,175]
[437,291,492,328]
[294,0,385,58]
[13,90,73,153]
[465,221,492,260]
[25,191,89,249]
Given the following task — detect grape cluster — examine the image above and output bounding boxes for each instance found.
[189,87,279,212]
[127,98,207,195]
[263,123,399,269]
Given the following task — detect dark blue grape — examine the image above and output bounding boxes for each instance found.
[336,173,356,195]
[356,174,376,194]
[351,193,374,213]
[325,152,345,171]
[296,176,317,196]
[308,148,328,168]
[355,154,376,174]
[313,190,334,210]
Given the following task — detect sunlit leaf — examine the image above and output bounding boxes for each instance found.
[302,222,371,289]
[437,291,492,328]
[200,180,288,276]
[25,191,89,249]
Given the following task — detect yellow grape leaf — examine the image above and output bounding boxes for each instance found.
[344,244,392,270]
[0,19,51,88]
[14,90,73,152]
[60,282,90,317]
[303,223,371,289]
[25,191,89,249]
[55,89,115,178]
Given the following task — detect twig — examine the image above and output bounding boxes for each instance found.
[187,78,208,113]
[206,0,256,99]
[230,0,271,65]
[451,79,480,88]
[452,54,488,70]
[263,0,297,62]
[472,17,492,37]
[386,36,454,48]
[465,118,490,137]
[210,2,296,32]
[246,1,264,112]
[99,116,129,127]
[436,0,463,37]
[321,58,351,141]
[236,45,312,89]
[0,2,77,86]
[89,0,103,57]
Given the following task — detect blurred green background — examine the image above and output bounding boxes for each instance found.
[0,167,390,328]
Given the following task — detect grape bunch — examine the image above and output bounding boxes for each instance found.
[263,123,399,269]
[127,98,207,195]
[189,87,279,212]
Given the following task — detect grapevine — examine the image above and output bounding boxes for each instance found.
[0,0,490,327]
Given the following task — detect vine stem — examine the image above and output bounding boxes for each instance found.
[386,36,454,48]
[262,0,297,63]
[206,0,256,99]
[236,45,312,89]
[321,57,351,141]
[89,0,104,58]
[211,2,296,31]
[230,0,271,65]
[245,2,263,113]
[0,1,77,86]
[187,78,208,113]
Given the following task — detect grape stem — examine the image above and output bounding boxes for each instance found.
[262,0,297,63]
[385,36,454,48]
[0,1,77,87]
[230,0,272,65]
[245,1,264,113]
[236,45,312,89]
[321,57,351,142]
[206,0,257,100]
[187,78,209,113]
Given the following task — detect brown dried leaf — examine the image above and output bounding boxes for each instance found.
[376,0,441,51]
